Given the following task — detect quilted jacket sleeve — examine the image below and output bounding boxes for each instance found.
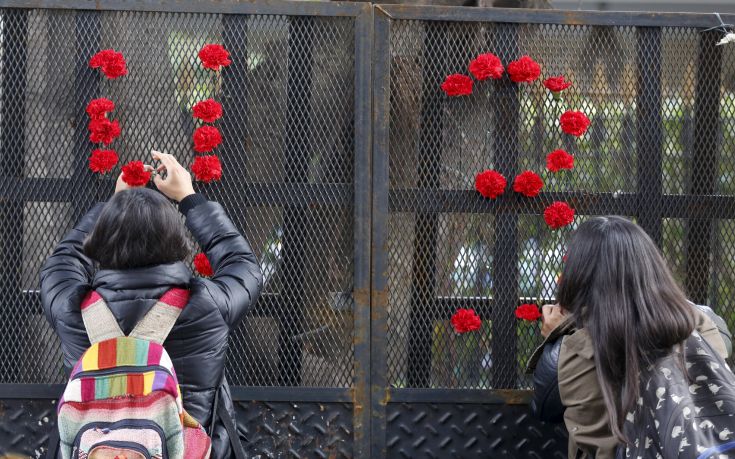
[185,200,264,328]
[531,337,565,423]
[40,204,104,329]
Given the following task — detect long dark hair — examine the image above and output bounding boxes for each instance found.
[557,216,695,442]
[84,188,190,269]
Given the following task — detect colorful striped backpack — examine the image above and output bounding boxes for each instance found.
[55,288,212,459]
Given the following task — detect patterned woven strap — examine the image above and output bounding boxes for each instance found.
[128,288,190,344]
[80,291,124,344]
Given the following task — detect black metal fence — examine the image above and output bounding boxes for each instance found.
[0,1,734,457]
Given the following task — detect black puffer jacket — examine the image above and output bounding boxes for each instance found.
[40,195,263,459]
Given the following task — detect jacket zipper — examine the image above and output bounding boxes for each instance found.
[89,440,152,459]
[73,364,173,380]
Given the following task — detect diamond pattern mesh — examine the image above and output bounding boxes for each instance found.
[385,20,735,389]
[0,8,356,387]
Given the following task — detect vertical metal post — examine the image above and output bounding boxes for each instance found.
[491,23,520,389]
[686,30,721,304]
[405,21,444,389]
[0,9,28,381]
[636,27,663,245]
[71,12,100,223]
[279,16,313,386]
[370,9,391,458]
[352,4,373,458]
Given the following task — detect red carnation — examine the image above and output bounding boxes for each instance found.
[515,304,542,321]
[513,170,544,197]
[544,201,575,230]
[198,44,231,71]
[469,53,504,81]
[546,149,575,172]
[86,98,115,120]
[560,110,591,137]
[507,56,541,83]
[440,74,473,97]
[191,155,223,183]
[89,49,127,79]
[475,169,506,200]
[121,160,151,187]
[192,99,223,123]
[88,149,118,174]
[194,252,214,277]
[451,308,482,334]
[88,118,121,145]
[193,126,223,153]
[543,76,572,93]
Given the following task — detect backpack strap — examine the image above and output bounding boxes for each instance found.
[128,288,190,344]
[80,291,124,344]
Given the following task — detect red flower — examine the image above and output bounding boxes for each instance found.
[193,126,223,153]
[191,155,223,183]
[89,49,127,79]
[543,76,572,92]
[198,44,231,71]
[513,170,544,197]
[560,110,591,137]
[546,149,575,172]
[88,149,118,174]
[440,74,473,97]
[475,169,506,199]
[194,252,214,277]
[121,160,151,187]
[515,304,542,321]
[451,308,482,334]
[86,98,115,120]
[507,56,541,83]
[192,99,223,123]
[88,118,121,145]
[469,53,504,81]
[544,201,575,230]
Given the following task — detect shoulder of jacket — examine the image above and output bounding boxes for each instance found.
[561,328,594,361]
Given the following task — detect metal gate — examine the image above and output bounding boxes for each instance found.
[0,1,734,457]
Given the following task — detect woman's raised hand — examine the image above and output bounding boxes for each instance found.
[151,150,195,202]
[540,304,568,338]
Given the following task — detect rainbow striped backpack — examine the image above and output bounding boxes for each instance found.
[56,288,212,459]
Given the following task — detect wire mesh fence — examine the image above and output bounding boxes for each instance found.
[0,7,357,387]
[383,17,735,389]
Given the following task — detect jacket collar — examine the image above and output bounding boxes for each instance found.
[93,262,191,291]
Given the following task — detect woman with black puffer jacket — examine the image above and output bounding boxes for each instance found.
[41,151,263,459]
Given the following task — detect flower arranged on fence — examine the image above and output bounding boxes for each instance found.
[89,149,119,174]
[88,118,121,145]
[546,149,575,172]
[194,252,214,277]
[193,125,223,153]
[86,98,115,120]
[199,44,231,71]
[475,169,506,199]
[192,99,223,123]
[560,110,591,137]
[544,201,575,230]
[513,171,544,197]
[543,76,572,93]
[441,74,474,97]
[191,155,223,183]
[507,55,541,83]
[89,49,127,79]
[121,161,151,187]
[469,53,504,81]
[451,308,482,334]
[515,304,542,321]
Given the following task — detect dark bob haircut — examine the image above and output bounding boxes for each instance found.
[84,188,190,270]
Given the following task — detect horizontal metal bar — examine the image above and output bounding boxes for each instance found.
[0,178,352,208]
[376,4,735,28]
[390,189,638,215]
[0,0,368,17]
[0,383,64,398]
[228,387,353,402]
[389,388,532,405]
